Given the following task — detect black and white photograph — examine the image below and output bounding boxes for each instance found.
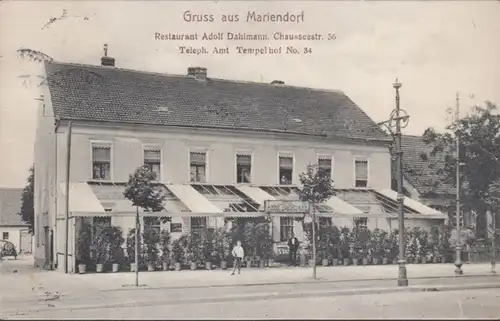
[0,0,499,319]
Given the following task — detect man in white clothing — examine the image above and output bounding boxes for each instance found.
[231,240,244,275]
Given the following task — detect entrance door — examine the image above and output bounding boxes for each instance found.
[19,229,32,254]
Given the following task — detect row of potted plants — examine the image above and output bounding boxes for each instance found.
[75,218,275,273]
[309,225,454,266]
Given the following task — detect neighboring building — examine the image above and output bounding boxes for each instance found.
[399,134,474,229]
[0,188,33,254]
[33,51,446,272]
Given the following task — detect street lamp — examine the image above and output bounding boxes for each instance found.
[376,79,410,287]
[454,93,464,276]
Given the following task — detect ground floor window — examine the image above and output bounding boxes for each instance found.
[319,217,332,228]
[191,217,207,232]
[353,217,368,228]
[91,217,111,241]
[280,217,294,241]
[144,217,161,235]
[2,232,8,240]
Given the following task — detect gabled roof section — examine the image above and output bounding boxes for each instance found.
[44,61,390,142]
[400,135,455,196]
[0,188,25,226]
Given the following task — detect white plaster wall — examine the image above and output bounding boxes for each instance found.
[0,228,21,253]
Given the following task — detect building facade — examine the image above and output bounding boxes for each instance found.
[0,188,33,254]
[33,54,446,272]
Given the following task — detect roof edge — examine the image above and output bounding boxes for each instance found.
[46,60,346,95]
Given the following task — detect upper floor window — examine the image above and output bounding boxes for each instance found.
[355,159,368,188]
[2,232,9,240]
[236,154,251,183]
[318,157,332,180]
[279,156,293,185]
[190,151,206,183]
[144,148,161,180]
[92,144,111,180]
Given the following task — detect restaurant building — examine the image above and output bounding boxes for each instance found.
[33,52,446,272]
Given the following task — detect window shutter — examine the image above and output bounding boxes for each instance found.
[237,155,251,165]
[144,149,161,161]
[190,152,206,165]
[92,146,110,162]
[355,160,368,180]
[279,156,293,169]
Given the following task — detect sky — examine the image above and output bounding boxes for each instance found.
[0,0,499,188]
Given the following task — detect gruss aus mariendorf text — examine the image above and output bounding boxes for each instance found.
[182,10,305,23]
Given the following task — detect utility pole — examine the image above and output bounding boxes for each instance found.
[310,201,317,279]
[455,93,464,275]
[393,79,408,287]
[135,205,140,286]
[64,121,72,274]
[492,211,496,274]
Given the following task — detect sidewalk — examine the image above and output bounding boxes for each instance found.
[1,256,497,296]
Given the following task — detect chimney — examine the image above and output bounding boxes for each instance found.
[101,44,115,67]
[271,80,285,85]
[187,67,207,81]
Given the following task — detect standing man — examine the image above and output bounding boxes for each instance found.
[231,240,244,275]
[288,233,300,266]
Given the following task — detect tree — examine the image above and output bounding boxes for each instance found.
[297,163,336,241]
[422,101,500,238]
[18,165,35,234]
[123,165,166,286]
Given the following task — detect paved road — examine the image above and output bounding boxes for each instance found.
[4,288,500,319]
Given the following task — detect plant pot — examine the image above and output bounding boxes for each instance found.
[96,263,104,273]
[322,259,329,267]
[175,262,181,271]
[112,263,119,273]
[246,260,253,268]
[130,263,137,272]
[259,260,265,268]
[362,258,369,265]
[308,259,315,267]
[205,261,212,270]
[221,260,228,270]
[78,264,86,274]
[332,259,338,266]
[343,258,349,266]
[382,258,389,265]
[162,262,169,271]
[147,263,155,271]
[373,258,380,265]
[352,258,359,266]
[190,262,197,270]
[432,257,438,264]
[421,257,427,264]
[393,259,398,265]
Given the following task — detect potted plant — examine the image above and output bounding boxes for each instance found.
[215,228,231,270]
[76,220,92,274]
[202,229,217,270]
[142,227,160,271]
[255,222,273,268]
[371,229,386,265]
[171,237,185,271]
[93,224,113,273]
[159,230,171,271]
[108,226,125,273]
[126,228,140,272]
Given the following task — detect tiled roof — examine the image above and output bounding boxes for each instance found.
[44,61,390,142]
[0,188,25,226]
[400,135,455,196]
